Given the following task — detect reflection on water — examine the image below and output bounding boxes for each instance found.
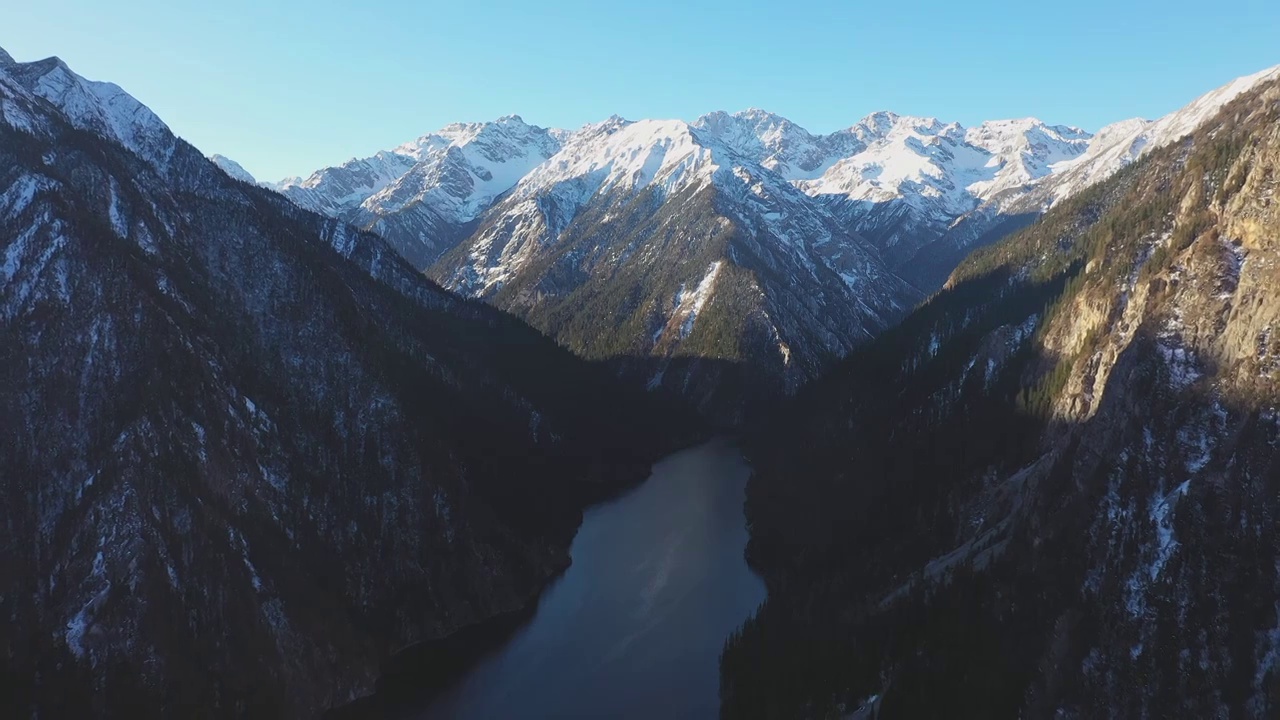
[418,438,766,720]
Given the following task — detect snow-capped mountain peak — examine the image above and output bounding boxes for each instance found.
[209,154,257,184]
[964,117,1092,164]
[431,106,923,409]
[1087,117,1153,147]
[962,118,1094,195]
[515,117,717,201]
[278,115,565,229]
[367,114,564,222]
[4,55,176,169]
[850,110,898,138]
[1145,65,1280,146]
[1031,64,1280,206]
[268,114,572,268]
[569,113,634,141]
[693,108,850,179]
[274,150,417,215]
[793,112,1094,223]
[852,111,948,139]
[393,113,551,161]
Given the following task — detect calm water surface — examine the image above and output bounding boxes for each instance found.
[418,438,766,719]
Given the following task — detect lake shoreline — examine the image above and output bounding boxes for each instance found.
[323,438,723,719]
[327,438,757,717]
[323,591,547,720]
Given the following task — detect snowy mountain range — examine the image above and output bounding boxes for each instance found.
[12,31,1272,417]
[428,113,922,418]
[266,65,1279,280]
[267,109,1099,276]
[8,33,1280,720]
[230,65,1275,418]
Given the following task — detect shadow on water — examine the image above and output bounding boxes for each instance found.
[324,599,542,720]
[327,438,766,720]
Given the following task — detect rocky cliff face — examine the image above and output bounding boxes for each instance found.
[723,77,1280,718]
[0,51,678,718]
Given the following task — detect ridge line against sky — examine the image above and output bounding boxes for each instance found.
[6,0,1280,181]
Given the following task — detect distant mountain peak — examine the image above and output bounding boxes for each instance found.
[736,107,790,124]
[21,55,73,74]
[1025,64,1280,209]
[208,153,257,184]
[858,109,901,125]
[854,111,946,137]
[589,114,633,133]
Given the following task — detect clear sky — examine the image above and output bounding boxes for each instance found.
[5,0,1279,181]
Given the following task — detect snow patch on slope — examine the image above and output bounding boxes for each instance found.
[65,550,111,661]
[674,261,723,338]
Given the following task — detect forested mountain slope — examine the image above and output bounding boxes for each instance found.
[723,74,1280,719]
[429,116,922,422]
[0,49,684,718]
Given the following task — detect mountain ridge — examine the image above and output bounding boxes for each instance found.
[722,68,1280,719]
[426,111,923,422]
[0,46,684,718]
[265,64,1280,276]
[247,66,1278,422]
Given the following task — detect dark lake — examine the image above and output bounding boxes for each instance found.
[416,438,766,719]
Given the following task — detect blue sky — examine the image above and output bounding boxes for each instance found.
[6,0,1279,181]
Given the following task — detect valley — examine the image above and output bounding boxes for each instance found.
[3,25,1280,720]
